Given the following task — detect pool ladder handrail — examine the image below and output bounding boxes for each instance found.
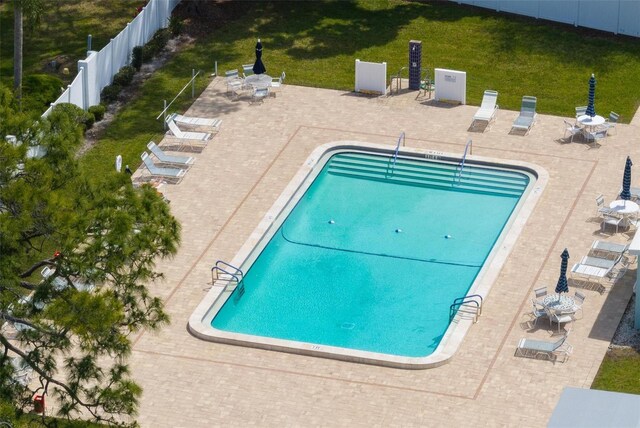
[456,138,473,185]
[389,66,407,95]
[390,131,406,174]
[449,294,483,323]
[211,260,244,292]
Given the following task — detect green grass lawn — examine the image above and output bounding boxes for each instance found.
[80,0,640,178]
[592,348,640,394]
[0,0,138,112]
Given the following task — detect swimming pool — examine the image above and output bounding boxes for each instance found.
[189,142,544,368]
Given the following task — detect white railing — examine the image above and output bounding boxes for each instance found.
[42,0,181,117]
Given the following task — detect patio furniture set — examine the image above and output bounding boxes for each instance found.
[515,239,632,363]
[563,109,619,146]
[225,67,285,103]
[596,194,639,235]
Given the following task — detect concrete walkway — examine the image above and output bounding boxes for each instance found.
[132,80,640,427]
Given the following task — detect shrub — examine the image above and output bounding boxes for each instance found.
[113,65,136,87]
[100,84,122,104]
[89,104,106,122]
[50,102,94,131]
[141,28,171,63]
[131,46,143,71]
[22,73,63,112]
[168,15,183,36]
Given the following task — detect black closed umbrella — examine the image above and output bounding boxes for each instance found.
[620,156,633,201]
[586,73,596,118]
[555,249,570,296]
[253,38,266,75]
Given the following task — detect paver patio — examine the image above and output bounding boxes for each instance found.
[131,79,639,427]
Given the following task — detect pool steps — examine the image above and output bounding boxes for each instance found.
[327,153,528,197]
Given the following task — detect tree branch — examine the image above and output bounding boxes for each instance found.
[19,258,55,278]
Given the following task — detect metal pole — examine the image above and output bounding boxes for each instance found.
[163,100,167,130]
[214,61,218,77]
[192,69,195,98]
[87,34,92,53]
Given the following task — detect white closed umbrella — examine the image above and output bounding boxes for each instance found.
[115,155,122,172]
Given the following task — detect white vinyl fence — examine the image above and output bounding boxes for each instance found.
[355,59,387,95]
[42,0,180,117]
[454,0,640,37]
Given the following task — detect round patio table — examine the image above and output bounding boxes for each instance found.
[609,199,639,215]
[577,114,605,128]
[542,294,576,313]
[244,74,272,89]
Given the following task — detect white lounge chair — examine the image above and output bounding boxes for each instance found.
[575,106,587,118]
[10,356,33,386]
[168,113,222,129]
[472,90,498,128]
[515,334,572,363]
[41,266,94,292]
[140,152,186,182]
[147,141,194,167]
[571,256,628,292]
[166,119,211,142]
[511,96,537,135]
[590,240,629,260]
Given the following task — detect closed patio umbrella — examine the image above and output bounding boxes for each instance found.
[555,248,570,296]
[620,156,633,201]
[253,38,266,75]
[586,73,596,117]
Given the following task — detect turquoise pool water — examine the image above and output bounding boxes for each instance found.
[212,152,530,358]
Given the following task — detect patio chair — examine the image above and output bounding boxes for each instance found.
[533,286,548,303]
[140,152,186,182]
[602,111,619,135]
[242,64,254,78]
[563,119,582,143]
[251,87,269,104]
[515,334,572,363]
[166,119,211,142]
[575,106,587,118]
[545,306,576,332]
[270,71,286,94]
[168,113,222,129]
[417,69,435,98]
[601,212,623,234]
[510,96,537,135]
[472,90,499,128]
[225,69,243,98]
[573,291,586,319]
[147,141,194,167]
[529,299,548,326]
[595,194,617,217]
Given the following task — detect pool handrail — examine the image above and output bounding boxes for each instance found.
[449,294,483,323]
[390,131,406,174]
[456,138,473,184]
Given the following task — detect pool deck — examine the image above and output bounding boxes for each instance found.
[132,80,640,427]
